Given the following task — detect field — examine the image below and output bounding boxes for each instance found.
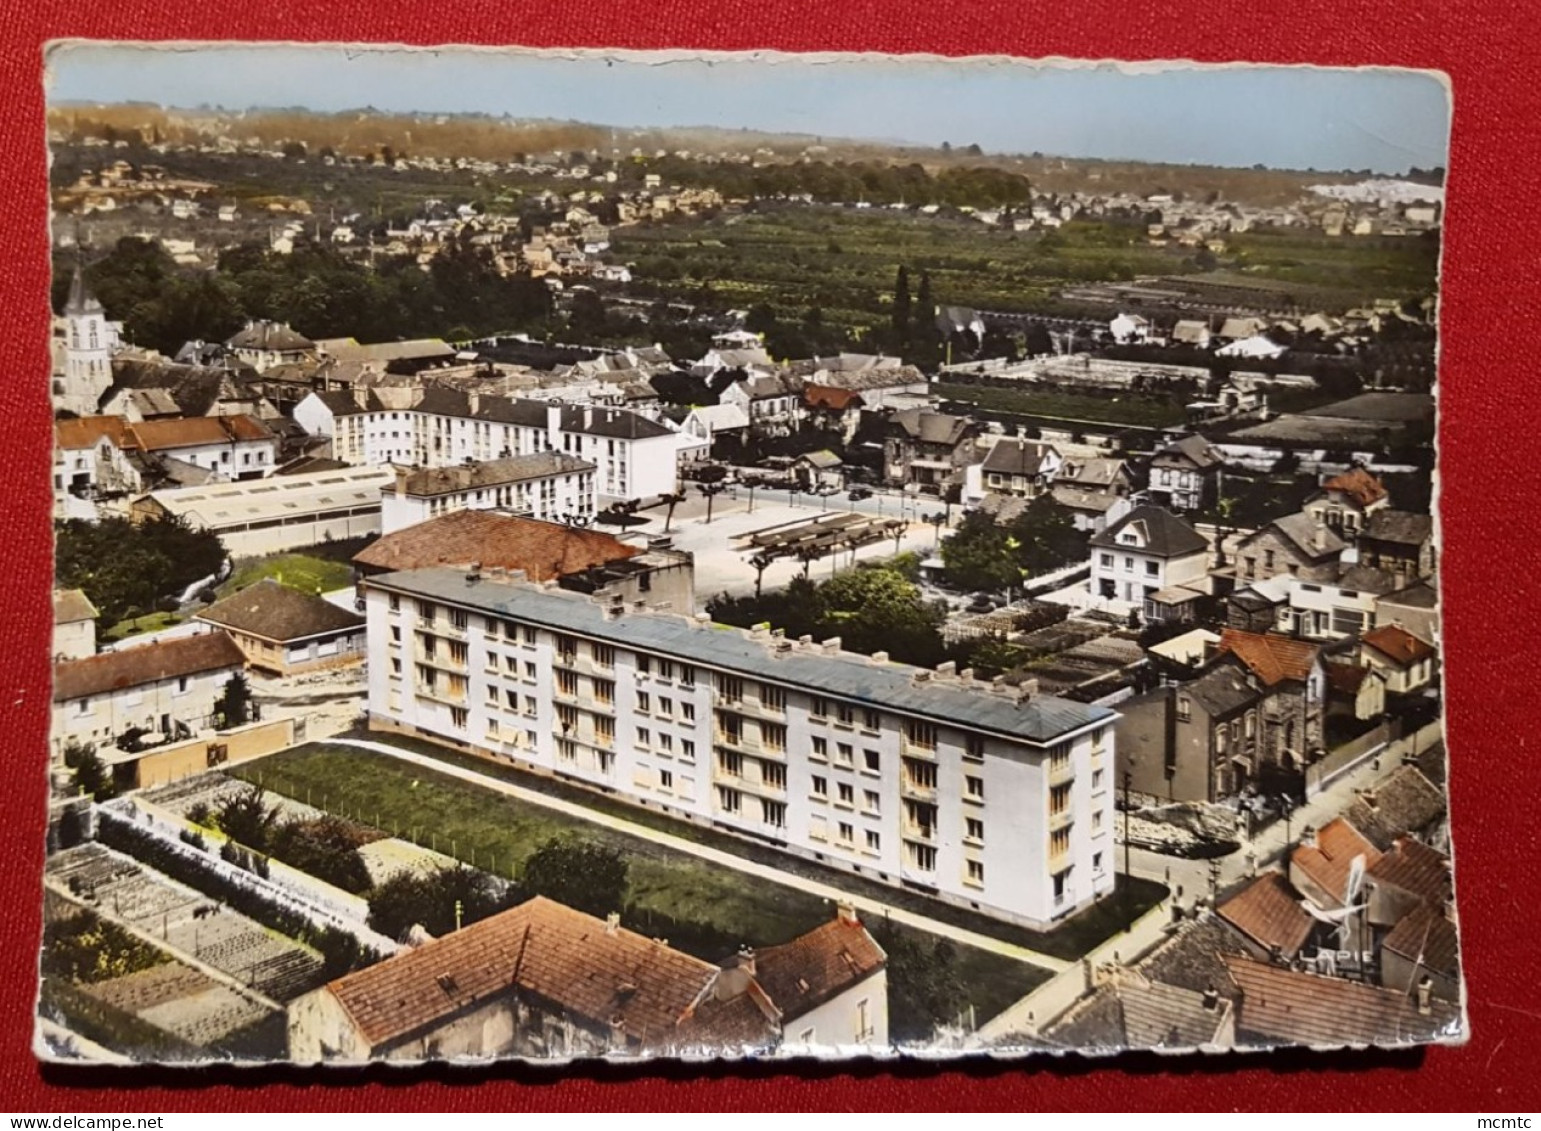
[219,553,355,599]
[101,609,184,644]
[935,382,1189,429]
[615,208,1439,335]
[232,743,1052,1034]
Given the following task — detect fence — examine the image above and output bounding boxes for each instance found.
[969,895,1174,1046]
[1305,718,1443,800]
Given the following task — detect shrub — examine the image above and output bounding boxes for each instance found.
[178,829,208,851]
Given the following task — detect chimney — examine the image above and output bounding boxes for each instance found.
[798,635,814,648]
[1362,788,1378,810]
[870,651,889,664]
[1201,984,1220,1011]
[1018,677,1040,699]
[394,467,409,498]
[937,660,957,679]
[509,569,528,583]
[1300,824,1317,850]
[1416,977,1433,1015]
[821,637,841,655]
[959,668,975,683]
[467,392,480,416]
[1314,524,1326,552]
[546,402,563,445]
[836,901,859,926]
[605,911,621,935]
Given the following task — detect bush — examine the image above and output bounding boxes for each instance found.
[178,829,208,851]
[367,864,512,942]
[520,836,629,919]
[43,909,168,985]
[269,816,376,895]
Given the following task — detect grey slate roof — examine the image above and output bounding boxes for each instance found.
[196,579,365,644]
[981,438,1058,476]
[321,388,675,439]
[1364,510,1434,547]
[226,320,315,352]
[368,568,1114,746]
[1152,434,1223,471]
[1184,664,1261,718]
[1088,505,1208,558]
[1265,512,1348,559]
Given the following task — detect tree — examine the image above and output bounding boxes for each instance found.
[940,512,1020,592]
[520,836,629,918]
[659,491,687,534]
[749,552,775,599]
[910,270,942,369]
[1004,496,1086,577]
[367,864,507,942]
[64,740,116,802]
[270,816,375,894]
[869,918,967,1042]
[215,786,281,855]
[817,567,946,665]
[214,672,254,730]
[891,265,912,348]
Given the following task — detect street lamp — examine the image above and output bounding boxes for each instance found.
[1122,769,1133,930]
[1279,794,1295,848]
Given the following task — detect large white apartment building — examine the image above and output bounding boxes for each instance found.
[294,388,687,503]
[379,453,597,534]
[362,567,1119,929]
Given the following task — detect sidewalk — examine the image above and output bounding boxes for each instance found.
[326,737,1070,974]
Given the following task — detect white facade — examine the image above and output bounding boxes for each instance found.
[362,571,1118,928]
[298,395,685,504]
[52,649,240,761]
[379,462,598,534]
[53,434,142,517]
[1090,536,1208,605]
[1279,579,1380,640]
[782,969,889,1051]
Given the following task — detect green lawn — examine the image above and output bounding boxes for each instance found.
[101,610,183,644]
[232,742,1050,1032]
[936,382,1190,429]
[219,553,355,599]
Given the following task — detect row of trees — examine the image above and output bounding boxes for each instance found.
[54,515,226,629]
[56,235,556,356]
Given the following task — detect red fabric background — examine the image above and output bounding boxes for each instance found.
[4,1,1537,1112]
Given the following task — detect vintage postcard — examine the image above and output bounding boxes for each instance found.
[37,42,1458,1066]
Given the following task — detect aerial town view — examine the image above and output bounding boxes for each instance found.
[36,44,1459,1064]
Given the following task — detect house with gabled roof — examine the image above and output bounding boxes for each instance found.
[194,579,366,676]
[225,319,316,373]
[1213,628,1326,769]
[1223,954,1459,1049]
[1148,434,1224,512]
[1116,661,1264,803]
[1358,510,1436,582]
[1088,505,1209,622]
[51,631,247,764]
[882,409,979,491]
[1218,871,1317,961]
[287,898,886,1062]
[1228,512,1347,586]
[1306,466,1390,535]
[1289,817,1381,953]
[1360,624,1438,693]
[53,589,99,661]
[1342,766,1447,853]
[1380,902,1460,1004]
[976,437,1063,500]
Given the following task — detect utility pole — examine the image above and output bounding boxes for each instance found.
[1122,769,1133,930]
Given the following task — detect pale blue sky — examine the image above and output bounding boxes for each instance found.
[46,43,1451,173]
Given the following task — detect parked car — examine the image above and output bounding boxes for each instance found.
[847,487,874,501]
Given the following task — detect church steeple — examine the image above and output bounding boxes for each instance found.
[64,267,103,317]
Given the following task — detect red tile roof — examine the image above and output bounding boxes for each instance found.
[751,913,887,1022]
[1223,955,1461,1047]
[325,897,718,1052]
[55,416,129,451]
[126,414,275,451]
[1324,661,1375,697]
[1382,903,1460,978]
[353,510,639,580]
[53,631,246,702]
[1362,624,1436,666]
[1216,629,1321,687]
[1369,836,1451,907]
[803,384,864,412]
[1291,818,1383,906]
[1218,871,1315,959]
[1320,467,1389,508]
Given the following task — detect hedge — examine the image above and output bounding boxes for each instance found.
[97,810,382,982]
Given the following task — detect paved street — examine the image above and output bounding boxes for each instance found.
[1122,730,1444,904]
[326,736,1070,974]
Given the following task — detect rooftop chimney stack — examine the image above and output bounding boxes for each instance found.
[1416,977,1433,1015]
[605,911,621,936]
[836,901,859,926]
[1201,985,1220,1011]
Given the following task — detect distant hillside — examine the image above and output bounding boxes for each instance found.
[46,103,1360,208]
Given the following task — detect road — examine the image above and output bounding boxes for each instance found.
[1121,730,1444,904]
